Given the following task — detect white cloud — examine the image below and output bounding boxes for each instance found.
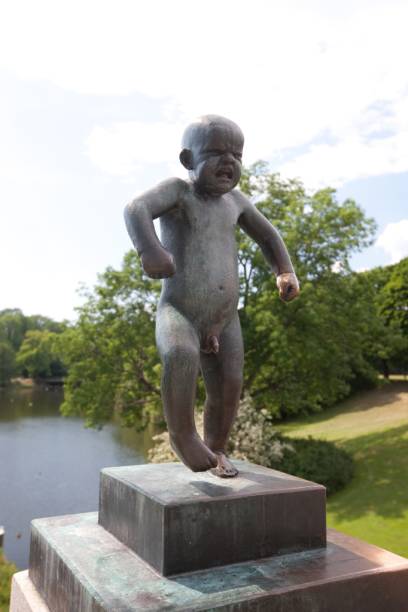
[1,0,408,185]
[278,122,408,190]
[376,220,408,263]
[85,122,183,176]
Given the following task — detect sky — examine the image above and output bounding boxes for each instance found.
[0,0,407,322]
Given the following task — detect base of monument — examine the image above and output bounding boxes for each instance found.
[10,570,50,612]
[12,511,408,611]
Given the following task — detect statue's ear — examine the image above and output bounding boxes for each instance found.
[179,149,193,170]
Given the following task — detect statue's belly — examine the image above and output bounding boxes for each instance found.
[160,206,240,346]
[161,250,239,347]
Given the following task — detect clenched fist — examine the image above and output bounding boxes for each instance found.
[140,246,176,279]
[276,272,300,302]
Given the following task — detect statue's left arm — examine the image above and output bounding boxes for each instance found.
[237,193,300,301]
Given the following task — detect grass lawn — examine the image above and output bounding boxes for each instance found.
[278,380,408,558]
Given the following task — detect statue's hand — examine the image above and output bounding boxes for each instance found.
[141,247,176,279]
[277,272,300,302]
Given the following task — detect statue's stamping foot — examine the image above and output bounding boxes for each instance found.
[211,452,238,478]
[170,432,218,472]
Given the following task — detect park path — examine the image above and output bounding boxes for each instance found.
[279,380,408,442]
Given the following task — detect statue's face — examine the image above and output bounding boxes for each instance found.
[190,124,243,196]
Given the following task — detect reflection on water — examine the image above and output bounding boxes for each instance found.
[0,385,62,421]
[0,385,159,569]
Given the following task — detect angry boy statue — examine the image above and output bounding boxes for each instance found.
[124,115,299,478]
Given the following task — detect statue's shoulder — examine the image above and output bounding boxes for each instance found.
[154,177,192,207]
[157,176,190,193]
[229,188,251,211]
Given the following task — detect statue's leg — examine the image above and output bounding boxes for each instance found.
[200,313,244,478]
[156,302,218,472]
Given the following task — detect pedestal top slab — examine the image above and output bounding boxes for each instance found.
[101,461,322,505]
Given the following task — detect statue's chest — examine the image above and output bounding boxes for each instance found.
[184,198,238,237]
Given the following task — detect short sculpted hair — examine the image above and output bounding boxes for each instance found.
[181,115,244,150]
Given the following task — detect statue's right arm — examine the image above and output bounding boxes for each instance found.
[124,178,186,278]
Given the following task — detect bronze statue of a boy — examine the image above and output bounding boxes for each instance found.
[125,115,299,478]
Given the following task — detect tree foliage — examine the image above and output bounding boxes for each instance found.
[16,330,65,379]
[0,309,27,351]
[380,257,408,333]
[238,164,377,416]
[59,254,161,428]
[0,309,66,384]
[362,258,408,376]
[0,341,16,386]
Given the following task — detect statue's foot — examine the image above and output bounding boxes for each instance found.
[170,432,218,472]
[211,452,238,478]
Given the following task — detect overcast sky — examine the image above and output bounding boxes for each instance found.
[0,0,407,321]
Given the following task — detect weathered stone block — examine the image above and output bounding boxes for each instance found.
[98,460,326,575]
[10,570,50,612]
[27,512,408,612]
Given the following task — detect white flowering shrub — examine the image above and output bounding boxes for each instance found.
[148,395,291,466]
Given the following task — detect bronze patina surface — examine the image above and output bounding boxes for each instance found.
[98,461,326,575]
[124,115,299,478]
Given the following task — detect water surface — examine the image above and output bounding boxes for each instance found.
[0,385,157,568]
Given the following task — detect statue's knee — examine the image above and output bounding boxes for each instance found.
[163,342,199,368]
[226,372,243,393]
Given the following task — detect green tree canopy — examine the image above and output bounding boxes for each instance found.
[0,341,16,385]
[59,255,161,428]
[380,257,408,333]
[16,330,66,379]
[362,258,408,376]
[0,309,67,381]
[0,309,65,349]
[237,165,378,416]
[0,309,27,351]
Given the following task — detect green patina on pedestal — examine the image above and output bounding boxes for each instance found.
[99,461,326,575]
[28,512,408,611]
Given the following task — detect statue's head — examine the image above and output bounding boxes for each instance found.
[179,115,244,196]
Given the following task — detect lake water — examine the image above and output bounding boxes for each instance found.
[0,385,158,569]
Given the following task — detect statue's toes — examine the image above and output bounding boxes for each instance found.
[211,456,238,478]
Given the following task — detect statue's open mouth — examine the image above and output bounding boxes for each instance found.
[216,168,233,179]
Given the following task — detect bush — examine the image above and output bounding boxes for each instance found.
[0,550,16,611]
[270,437,355,495]
[148,395,354,495]
[148,396,292,466]
[228,396,354,495]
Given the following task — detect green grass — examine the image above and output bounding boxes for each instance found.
[278,380,408,558]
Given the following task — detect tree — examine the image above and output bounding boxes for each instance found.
[237,164,377,417]
[380,258,408,334]
[0,309,67,380]
[0,341,16,385]
[59,253,162,428]
[364,258,408,376]
[16,330,65,379]
[60,165,380,427]
[0,309,27,351]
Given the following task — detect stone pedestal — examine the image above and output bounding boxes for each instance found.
[10,460,408,611]
[99,461,326,575]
